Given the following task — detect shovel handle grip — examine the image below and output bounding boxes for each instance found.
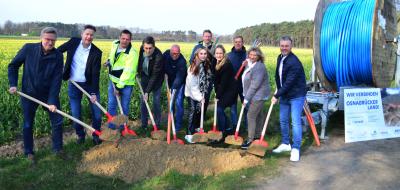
[235,104,246,132]
[136,76,158,130]
[213,98,218,129]
[70,80,107,114]
[260,102,274,139]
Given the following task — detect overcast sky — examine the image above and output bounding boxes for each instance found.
[0,0,319,35]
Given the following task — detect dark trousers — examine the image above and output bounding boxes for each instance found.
[21,96,63,155]
[217,104,231,132]
[187,98,201,135]
[140,76,161,128]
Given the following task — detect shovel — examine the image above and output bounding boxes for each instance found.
[192,95,208,143]
[169,91,185,145]
[247,102,273,157]
[136,76,166,140]
[70,80,127,126]
[165,75,184,145]
[110,82,137,137]
[303,100,320,146]
[224,103,245,145]
[206,98,223,141]
[17,91,101,136]
[166,82,172,144]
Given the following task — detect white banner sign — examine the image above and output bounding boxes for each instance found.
[344,88,400,143]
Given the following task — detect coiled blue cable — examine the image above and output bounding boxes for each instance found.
[320,0,375,89]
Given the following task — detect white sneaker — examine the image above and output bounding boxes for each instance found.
[185,135,194,144]
[272,144,292,153]
[290,148,300,162]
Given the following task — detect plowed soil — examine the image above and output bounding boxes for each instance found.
[78,138,263,183]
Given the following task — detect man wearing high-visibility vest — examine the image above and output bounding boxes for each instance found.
[106,29,138,129]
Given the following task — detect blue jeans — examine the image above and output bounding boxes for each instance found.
[21,96,63,155]
[140,81,161,128]
[217,105,229,132]
[279,96,305,150]
[171,85,185,131]
[68,81,101,138]
[107,80,133,129]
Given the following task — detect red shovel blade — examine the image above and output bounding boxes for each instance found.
[152,124,159,131]
[173,135,185,145]
[121,125,137,136]
[252,139,268,147]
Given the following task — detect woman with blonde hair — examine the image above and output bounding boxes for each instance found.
[214,45,238,138]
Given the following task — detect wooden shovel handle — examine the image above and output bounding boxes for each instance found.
[17,91,100,135]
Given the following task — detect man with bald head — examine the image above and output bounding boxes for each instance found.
[163,44,187,131]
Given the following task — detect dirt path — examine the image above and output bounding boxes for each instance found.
[252,129,400,190]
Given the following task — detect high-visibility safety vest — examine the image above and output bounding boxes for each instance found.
[108,40,139,88]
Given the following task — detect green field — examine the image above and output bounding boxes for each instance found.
[0,37,314,189]
[0,37,313,144]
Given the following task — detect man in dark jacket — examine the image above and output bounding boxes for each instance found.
[189,29,214,64]
[137,36,164,129]
[227,36,247,130]
[163,45,187,131]
[8,27,64,162]
[272,36,307,162]
[58,24,102,145]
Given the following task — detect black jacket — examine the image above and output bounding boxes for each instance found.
[274,52,307,99]
[138,46,164,93]
[8,43,63,105]
[57,37,102,94]
[163,50,187,90]
[215,59,238,107]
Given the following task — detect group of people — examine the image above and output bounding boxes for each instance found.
[8,26,307,163]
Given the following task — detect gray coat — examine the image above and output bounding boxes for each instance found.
[242,61,270,102]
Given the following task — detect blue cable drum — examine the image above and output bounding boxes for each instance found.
[320,0,375,89]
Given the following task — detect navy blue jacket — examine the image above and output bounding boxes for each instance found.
[163,50,187,90]
[8,43,64,105]
[227,46,247,74]
[138,46,164,93]
[227,46,247,99]
[189,41,218,66]
[274,52,307,99]
[57,37,102,94]
[189,41,213,64]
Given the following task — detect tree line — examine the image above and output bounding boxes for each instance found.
[234,20,314,48]
[0,20,314,47]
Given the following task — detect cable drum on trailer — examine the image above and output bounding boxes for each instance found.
[313,0,397,90]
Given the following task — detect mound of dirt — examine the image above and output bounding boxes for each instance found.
[78,138,263,183]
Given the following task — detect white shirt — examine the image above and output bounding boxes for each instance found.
[279,55,287,87]
[70,41,91,82]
